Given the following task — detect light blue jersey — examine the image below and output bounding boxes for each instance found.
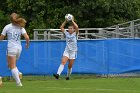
[64,30,78,51]
[1,23,26,49]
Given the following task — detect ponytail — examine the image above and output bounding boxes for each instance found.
[16,18,26,27]
[10,13,26,27]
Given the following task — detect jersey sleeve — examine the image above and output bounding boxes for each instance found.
[21,28,26,35]
[73,32,77,36]
[1,26,7,36]
[64,30,68,36]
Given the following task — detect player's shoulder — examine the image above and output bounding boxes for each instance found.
[5,23,12,27]
[64,30,67,32]
[4,23,13,29]
[73,32,77,35]
[64,30,68,34]
[21,27,26,32]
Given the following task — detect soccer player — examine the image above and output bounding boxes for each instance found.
[0,13,30,86]
[53,17,79,80]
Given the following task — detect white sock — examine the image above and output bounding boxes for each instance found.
[67,68,72,77]
[16,67,22,75]
[11,68,21,84]
[57,64,64,75]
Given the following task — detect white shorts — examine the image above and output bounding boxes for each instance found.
[63,50,77,59]
[7,48,22,60]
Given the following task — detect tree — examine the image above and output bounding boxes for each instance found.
[0,0,140,39]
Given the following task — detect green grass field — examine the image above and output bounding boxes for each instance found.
[0,76,140,93]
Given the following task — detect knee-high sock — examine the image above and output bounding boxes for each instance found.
[15,67,22,74]
[67,68,72,77]
[11,68,21,84]
[57,64,64,75]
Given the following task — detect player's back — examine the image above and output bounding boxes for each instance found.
[3,23,23,49]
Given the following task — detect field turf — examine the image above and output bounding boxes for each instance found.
[0,76,140,93]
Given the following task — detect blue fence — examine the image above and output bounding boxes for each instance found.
[1,39,140,76]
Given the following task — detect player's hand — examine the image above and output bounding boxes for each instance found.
[65,19,68,22]
[25,44,29,49]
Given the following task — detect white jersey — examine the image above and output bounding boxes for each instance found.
[64,30,78,51]
[1,23,26,49]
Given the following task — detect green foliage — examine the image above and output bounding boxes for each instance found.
[0,0,140,39]
[0,10,9,31]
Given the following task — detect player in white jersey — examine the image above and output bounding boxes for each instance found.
[0,13,30,86]
[53,17,79,80]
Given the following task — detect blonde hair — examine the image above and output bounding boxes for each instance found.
[16,18,27,27]
[10,13,26,27]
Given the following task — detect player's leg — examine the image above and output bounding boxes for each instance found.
[0,76,2,86]
[7,55,22,86]
[66,51,76,80]
[66,59,74,80]
[53,56,69,79]
[7,49,22,86]
[53,50,69,79]
[15,67,22,79]
[16,49,22,79]
[57,56,69,75]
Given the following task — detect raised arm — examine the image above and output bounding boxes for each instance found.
[72,19,79,34]
[23,33,30,49]
[60,20,67,33]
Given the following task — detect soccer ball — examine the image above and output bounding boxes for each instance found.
[65,14,73,21]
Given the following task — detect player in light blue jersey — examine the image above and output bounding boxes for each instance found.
[0,13,30,86]
[53,17,79,80]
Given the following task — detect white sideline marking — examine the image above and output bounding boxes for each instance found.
[45,87,90,90]
[45,87,140,92]
[96,88,140,93]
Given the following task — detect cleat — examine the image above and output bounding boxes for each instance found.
[66,77,70,80]
[17,82,23,87]
[53,74,59,79]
